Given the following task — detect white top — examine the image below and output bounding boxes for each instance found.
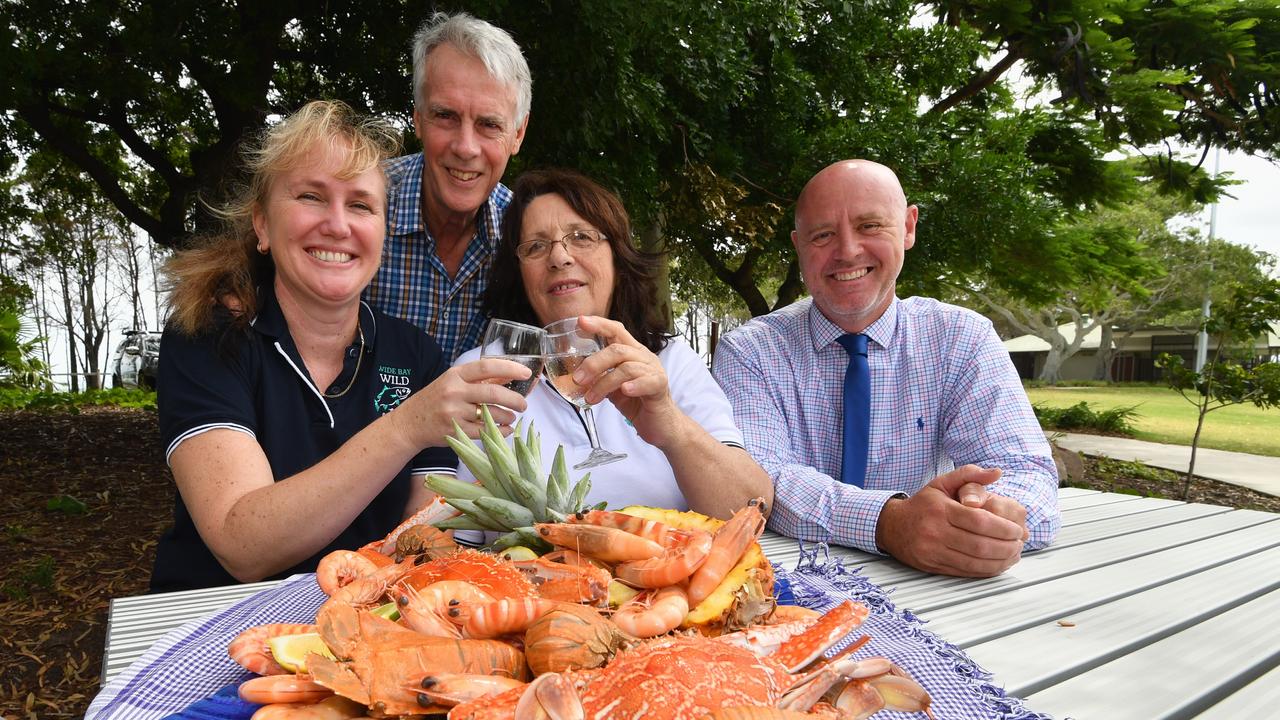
[453,338,744,512]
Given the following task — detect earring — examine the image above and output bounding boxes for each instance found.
[257,244,269,255]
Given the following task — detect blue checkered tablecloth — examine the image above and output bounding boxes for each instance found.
[87,545,1050,720]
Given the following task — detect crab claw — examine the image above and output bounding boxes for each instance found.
[514,672,584,720]
[771,601,869,672]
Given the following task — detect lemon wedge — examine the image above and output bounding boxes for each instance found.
[267,632,337,673]
[608,579,640,608]
[498,546,539,562]
[370,600,400,621]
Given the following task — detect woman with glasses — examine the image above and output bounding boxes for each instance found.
[152,101,532,591]
[454,169,771,519]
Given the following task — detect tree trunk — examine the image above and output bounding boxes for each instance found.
[638,219,672,329]
[57,264,79,393]
[1092,324,1114,381]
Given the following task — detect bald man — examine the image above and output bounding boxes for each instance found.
[713,160,1059,577]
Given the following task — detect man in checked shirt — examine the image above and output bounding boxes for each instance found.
[713,160,1060,577]
[364,12,530,361]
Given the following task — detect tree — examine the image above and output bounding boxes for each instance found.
[19,154,132,391]
[959,173,1273,383]
[4,0,1278,316]
[1157,280,1280,499]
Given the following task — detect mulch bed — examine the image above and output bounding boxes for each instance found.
[1,408,1278,719]
[0,408,171,719]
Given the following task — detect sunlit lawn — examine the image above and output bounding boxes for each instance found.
[1024,385,1280,457]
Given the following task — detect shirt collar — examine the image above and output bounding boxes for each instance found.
[806,296,900,352]
[387,151,505,252]
[250,282,378,350]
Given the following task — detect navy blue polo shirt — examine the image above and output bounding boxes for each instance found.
[151,285,455,592]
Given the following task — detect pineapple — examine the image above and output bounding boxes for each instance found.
[620,505,775,635]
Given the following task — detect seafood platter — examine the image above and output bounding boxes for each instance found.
[225,409,935,719]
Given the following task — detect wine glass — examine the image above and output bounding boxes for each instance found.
[542,317,627,469]
[480,319,546,397]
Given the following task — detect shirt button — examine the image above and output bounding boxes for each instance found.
[328,386,340,394]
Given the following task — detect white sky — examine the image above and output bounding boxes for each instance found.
[1203,150,1280,260]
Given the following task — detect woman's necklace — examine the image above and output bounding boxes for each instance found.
[323,323,366,399]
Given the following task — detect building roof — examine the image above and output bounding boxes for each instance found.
[1003,322,1103,353]
[1003,321,1280,354]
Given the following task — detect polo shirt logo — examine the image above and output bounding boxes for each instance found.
[374,365,413,413]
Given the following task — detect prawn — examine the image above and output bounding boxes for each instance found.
[394,580,493,638]
[315,551,379,597]
[417,673,527,706]
[248,696,368,720]
[534,522,664,562]
[614,528,712,588]
[686,497,767,605]
[611,585,689,638]
[568,509,669,544]
[456,597,560,639]
[228,623,317,676]
[238,674,333,704]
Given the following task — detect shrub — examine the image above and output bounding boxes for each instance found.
[1034,401,1139,434]
[0,387,156,412]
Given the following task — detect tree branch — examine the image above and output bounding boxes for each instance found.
[15,99,166,240]
[926,45,1024,117]
[692,241,772,317]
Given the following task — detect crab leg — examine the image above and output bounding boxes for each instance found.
[770,600,869,672]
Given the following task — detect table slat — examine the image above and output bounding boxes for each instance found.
[1025,587,1280,719]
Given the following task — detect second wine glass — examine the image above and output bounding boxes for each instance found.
[542,317,627,469]
[480,319,546,397]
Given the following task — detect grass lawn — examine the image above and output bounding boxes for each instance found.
[1024,384,1280,457]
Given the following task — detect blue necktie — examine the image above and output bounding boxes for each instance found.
[836,333,870,486]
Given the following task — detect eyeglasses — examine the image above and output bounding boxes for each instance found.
[515,229,606,261]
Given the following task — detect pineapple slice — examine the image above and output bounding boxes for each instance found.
[620,505,775,635]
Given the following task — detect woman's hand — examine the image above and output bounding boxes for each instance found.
[572,315,683,448]
[398,358,531,448]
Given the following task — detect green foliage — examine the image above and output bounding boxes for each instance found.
[1034,401,1139,434]
[1,555,56,601]
[45,494,88,515]
[0,307,49,389]
[1091,455,1174,484]
[0,387,157,412]
[3,0,1278,318]
[1157,278,1280,497]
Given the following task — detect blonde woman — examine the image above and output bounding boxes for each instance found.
[152,101,530,591]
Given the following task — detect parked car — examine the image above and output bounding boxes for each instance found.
[112,330,161,389]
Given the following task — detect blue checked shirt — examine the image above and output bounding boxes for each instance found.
[364,153,512,362]
[713,296,1060,554]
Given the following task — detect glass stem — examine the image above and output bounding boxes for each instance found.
[581,405,603,450]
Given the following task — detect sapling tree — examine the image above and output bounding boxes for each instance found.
[1157,280,1280,499]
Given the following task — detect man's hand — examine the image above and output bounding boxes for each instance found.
[876,464,1028,577]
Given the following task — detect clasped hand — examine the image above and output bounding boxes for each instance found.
[876,464,1029,578]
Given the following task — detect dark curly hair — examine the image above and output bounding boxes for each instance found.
[485,169,669,353]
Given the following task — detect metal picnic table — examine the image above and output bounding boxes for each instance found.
[99,488,1280,719]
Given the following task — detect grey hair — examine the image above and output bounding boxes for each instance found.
[411,11,532,125]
